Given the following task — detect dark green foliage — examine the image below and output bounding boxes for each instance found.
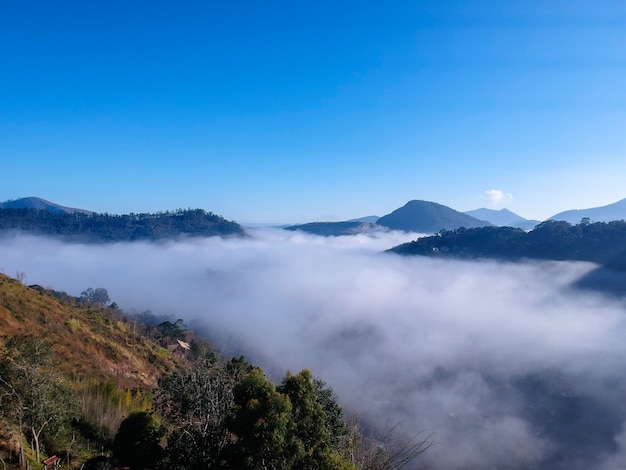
[81,287,111,306]
[227,368,352,470]
[112,411,164,469]
[277,369,337,469]
[227,368,299,469]
[389,219,626,265]
[157,319,186,340]
[313,376,349,451]
[0,207,244,242]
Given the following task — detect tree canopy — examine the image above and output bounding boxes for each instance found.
[0,207,244,242]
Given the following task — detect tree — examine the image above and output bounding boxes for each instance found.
[157,319,186,340]
[227,368,300,469]
[154,357,252,469]
[278,369,339,469]
[80,287,111,306]
[0,336,79,466]
[112,411,164,469]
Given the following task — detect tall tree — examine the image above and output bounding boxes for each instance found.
[80,287,111,306]
[0,336,79,465]
[278,369,335,469]
[154,357,251,469]
[112,411,164,469]
[227,368,300,470]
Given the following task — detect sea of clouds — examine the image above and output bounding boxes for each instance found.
[2,228,626,469]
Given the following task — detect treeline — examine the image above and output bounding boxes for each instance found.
[0,208,244,242]
[389,219,626,267]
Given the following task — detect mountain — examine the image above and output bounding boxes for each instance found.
[284,221,387,236]
[0,207,245,241]
[388,220,626,262]
[0,196,93,214]
[549,197,626,224]
[345,215,380,224]
[377,200,491,233]
[464,208,539,229]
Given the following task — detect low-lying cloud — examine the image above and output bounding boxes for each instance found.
[2,229,626,469]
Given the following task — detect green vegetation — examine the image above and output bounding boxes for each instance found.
[389,219,626,266]
[0,208,244,242]
[0,274,430,469]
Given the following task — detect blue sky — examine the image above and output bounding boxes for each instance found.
[2,1,626,223]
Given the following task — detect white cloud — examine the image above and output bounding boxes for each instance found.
[485,189,513,206]
[2,229,626,468]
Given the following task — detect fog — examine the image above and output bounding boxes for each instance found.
[2,229,626,469]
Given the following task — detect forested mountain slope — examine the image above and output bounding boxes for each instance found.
[389,219,626,264]
[0,208,244,242]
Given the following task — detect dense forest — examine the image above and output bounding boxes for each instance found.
[0,274,429,470]
[389,219,626,268]
[0,208,244,242]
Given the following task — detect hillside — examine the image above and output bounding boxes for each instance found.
[377,200,490,233]
[284,221,387,236]
[388,220,626,263]
[0,275,191,389]
[0,273,211,469]
[0,207,245,242]
[388,220,626,298]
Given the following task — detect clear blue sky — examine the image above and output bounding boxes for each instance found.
[2,1,626,223]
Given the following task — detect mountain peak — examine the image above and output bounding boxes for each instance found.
[377,200,490,233]
[0,196,94,214]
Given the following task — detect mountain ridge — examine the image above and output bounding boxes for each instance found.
[0,196,93,215]
[549,197,626,224]
[464,207,540,229]
[377,200,490,233]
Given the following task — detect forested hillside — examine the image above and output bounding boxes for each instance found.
[389,219,626,266]
[0,274,428,470]
[0,208,244,242]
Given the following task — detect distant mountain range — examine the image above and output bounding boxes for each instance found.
[464,208,540,230]
[287,197,626,236]
[549,197,626,224]
[5,195,626,238]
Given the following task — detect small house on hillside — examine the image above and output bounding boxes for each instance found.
[167,339,191,358]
